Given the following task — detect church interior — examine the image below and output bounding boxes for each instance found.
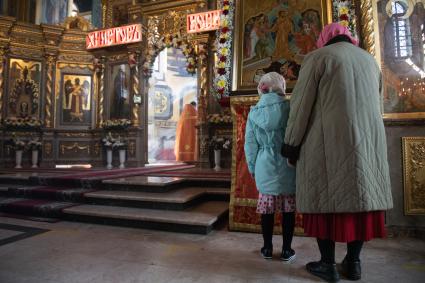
[0,0,423,282]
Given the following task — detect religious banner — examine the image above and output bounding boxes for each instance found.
[187,10,221,33]
[229,96,303,235]
[86,24,142,50]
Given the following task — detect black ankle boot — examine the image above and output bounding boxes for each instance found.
[341,258,361,280]
[260,246,273,259]
[306,261,340,282]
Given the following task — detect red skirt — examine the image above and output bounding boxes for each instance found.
[303,211,386,242]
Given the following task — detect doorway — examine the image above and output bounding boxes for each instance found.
[147,48,198,164]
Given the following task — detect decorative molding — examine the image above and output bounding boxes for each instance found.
[359,0,375,56]
[403,137,425,215]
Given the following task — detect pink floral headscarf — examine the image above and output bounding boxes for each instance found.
[316,23,358,49]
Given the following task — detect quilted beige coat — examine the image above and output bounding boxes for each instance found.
[284,42,393,213]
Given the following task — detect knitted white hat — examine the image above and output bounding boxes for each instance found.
[257,71,286,95]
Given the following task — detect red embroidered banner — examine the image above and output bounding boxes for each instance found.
[230,97,303,235]
[86,24,142,50]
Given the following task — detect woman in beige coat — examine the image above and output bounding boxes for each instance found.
[282,23,393,282]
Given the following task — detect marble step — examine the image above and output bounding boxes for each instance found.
[62,201,229,234]
[84,187,229,210]
[102,176,187,192]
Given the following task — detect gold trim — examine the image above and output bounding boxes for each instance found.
[232,0,332,92]
[402,137,425,215]
[383,112,425,120]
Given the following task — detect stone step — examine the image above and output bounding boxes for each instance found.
[84,187,229,210]
[62,201,229,234]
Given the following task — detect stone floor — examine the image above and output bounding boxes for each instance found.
[0,217,424,283]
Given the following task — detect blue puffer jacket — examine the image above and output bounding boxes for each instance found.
[244,92,296,196]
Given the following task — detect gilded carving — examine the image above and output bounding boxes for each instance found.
[128,141,136,157]
[403,137,425,215]
[108,54,128,62]
[359,0,376,56]
[9,47,43,58]
[62,133,90,137]
[44,142,52,156]
[58,54,93,63]
[94,142,101,156]
[63,16,91,31]
[200,137,208,155]
[60,142,90,155]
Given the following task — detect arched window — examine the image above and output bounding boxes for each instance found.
[392,1,412,58]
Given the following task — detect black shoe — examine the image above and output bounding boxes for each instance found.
[260,247,273,259]
[340,258,361,280]
[306,261,340,282]
[280,249,296,262]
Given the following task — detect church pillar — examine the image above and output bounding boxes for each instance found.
[197,41,210,168]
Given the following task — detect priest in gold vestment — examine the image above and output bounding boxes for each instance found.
[175,102,198,162]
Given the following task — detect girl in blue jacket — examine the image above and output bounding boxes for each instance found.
[244,72,296,261]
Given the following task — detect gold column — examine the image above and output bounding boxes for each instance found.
[130,52,141,127]
[198,42,208,124]
[0,48,5,117]
[44,55,55,128]
[96,57,105,127]
[101,0,107,28]
[360,0,376,56]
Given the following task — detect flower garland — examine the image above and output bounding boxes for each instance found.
[214,0,234,99]
[142,33,207,76]
[3,117,43,130]
[207,113,232,124]
[101,119,132,130]
[332,0,358,39]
